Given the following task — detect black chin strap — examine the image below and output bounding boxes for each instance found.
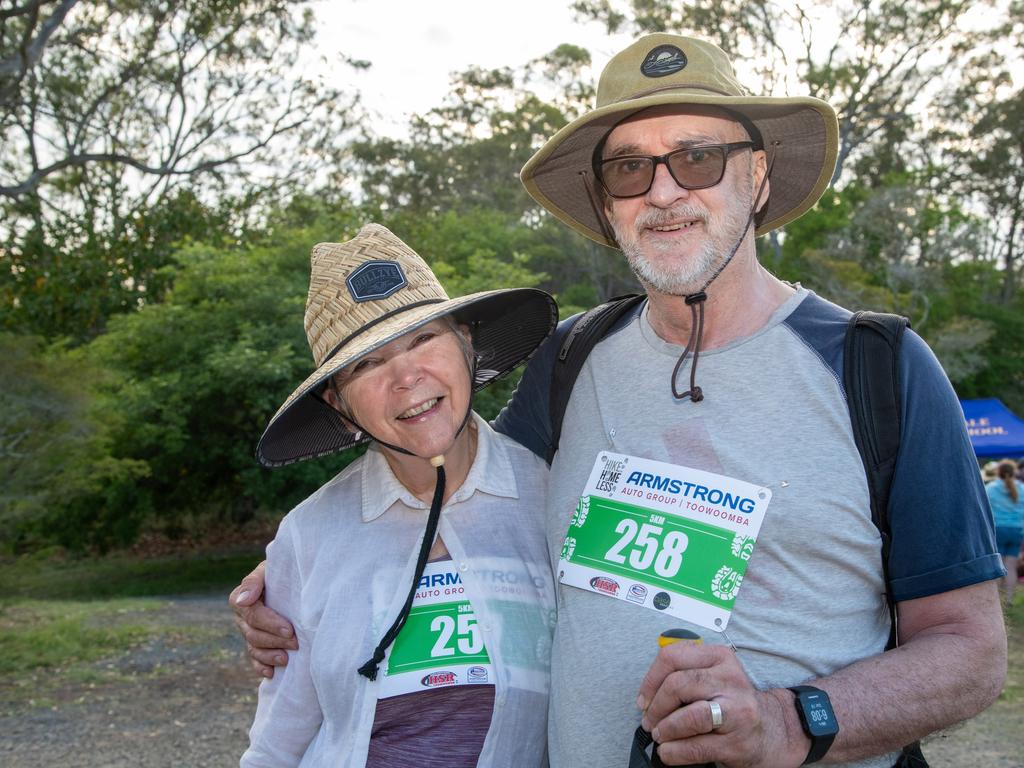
[670,143,777,402]
[670,291,709,401]
[358,458,446,680]
[354,356,478,681]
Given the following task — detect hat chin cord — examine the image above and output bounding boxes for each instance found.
[670,143,777,402]
[354,357,478,681]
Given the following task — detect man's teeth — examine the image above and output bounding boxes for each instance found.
[399,398,438,419]
[653,222,696,232]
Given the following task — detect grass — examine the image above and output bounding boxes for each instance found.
[999,591,1024,705]
[0,549,262,708]
[0,598,176,711]
[0,599,160,678]
[0,551,1021,719]
[0,550,263,600]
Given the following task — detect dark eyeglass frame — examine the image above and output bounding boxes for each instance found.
[594,141,754,199]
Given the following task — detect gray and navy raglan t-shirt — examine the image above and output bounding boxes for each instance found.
[494,287,1002,768]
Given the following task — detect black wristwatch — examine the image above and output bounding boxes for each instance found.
[788,685,839,765]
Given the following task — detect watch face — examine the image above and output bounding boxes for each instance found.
[801,693,838,737]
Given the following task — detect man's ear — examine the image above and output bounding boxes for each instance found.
[752,150,770,214]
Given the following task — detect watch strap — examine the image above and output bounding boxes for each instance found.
[788,685,837,765]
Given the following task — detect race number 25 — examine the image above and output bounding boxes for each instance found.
[605,519,688,578]
[430,611,484,658]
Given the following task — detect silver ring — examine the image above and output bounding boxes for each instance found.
[709,700,724,730]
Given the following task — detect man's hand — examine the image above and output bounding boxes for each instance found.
[636,643,803,768]
[635,580,1008,767]
[230,560,298,678]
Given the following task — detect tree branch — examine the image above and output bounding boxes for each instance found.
[0,0,78,78]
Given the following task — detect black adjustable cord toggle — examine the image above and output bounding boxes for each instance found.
[684,291,707,305]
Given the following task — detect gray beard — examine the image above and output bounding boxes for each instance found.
[622,231,718,295]
[613,198,753,297]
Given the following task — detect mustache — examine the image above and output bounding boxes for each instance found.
[633,205,709,230]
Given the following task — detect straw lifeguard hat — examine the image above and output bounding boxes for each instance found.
[521,33,839,247]
[257,223,557,467]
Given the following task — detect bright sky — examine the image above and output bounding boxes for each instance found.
[313,0,634,136]
[310,0,1020,143]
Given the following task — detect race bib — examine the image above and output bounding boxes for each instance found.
[558,452,771,631]
[379,561,494,698]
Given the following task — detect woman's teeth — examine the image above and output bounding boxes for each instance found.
[398,398,438,419]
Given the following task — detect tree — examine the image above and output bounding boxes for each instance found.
[0,332,149,552]
[571,1,1011,185]
[0,0,361,340]
[12,197,591,552]
[350,47,592,218]
[349,47,640,307]
[942,89,1024,302]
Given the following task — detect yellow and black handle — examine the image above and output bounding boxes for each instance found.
[628,629,713,768]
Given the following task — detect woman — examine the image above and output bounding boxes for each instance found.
[241,223,558,767]
[985,459,1024,608]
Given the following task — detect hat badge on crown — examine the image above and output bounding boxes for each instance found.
[346,260,407,303]
[641,45,688,77]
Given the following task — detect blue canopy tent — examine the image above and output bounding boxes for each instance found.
[960,398,1024,458]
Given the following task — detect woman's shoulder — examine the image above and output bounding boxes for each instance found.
[281,454,369,534]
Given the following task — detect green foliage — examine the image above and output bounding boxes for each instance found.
[71,204,367,544]
[5,3,1024,556]
[1,190,238,341]
[0,333,149,553]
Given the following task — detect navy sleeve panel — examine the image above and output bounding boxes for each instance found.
[782,292,851,383]
[491,313,580,461]
[492,300,646,462]
[886,329,1003,601]
[785,292,1002,601]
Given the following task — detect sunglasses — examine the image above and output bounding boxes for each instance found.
[594,141,754,199]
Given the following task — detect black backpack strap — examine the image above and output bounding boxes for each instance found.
[843,311,928,767]
[843,310,908,649]
[547,294,646,464]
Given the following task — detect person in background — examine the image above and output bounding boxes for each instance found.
[240,223,557,767]
[985,459,1024,608]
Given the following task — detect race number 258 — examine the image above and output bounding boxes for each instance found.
[604,519,688,578]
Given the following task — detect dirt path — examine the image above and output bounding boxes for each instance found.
[0,595,254,768]
[0,594,1019,767]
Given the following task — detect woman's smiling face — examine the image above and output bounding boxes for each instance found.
[330,319,473,460]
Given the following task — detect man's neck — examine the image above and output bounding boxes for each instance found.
[644,250,795,349]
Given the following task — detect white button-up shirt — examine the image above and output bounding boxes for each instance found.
[242,415,554,768]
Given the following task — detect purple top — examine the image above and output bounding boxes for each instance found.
[366,685,496,767]
[365,553,496,766]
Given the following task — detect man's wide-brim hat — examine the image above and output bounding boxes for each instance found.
[521,33,840,247]
[257,223,557,467]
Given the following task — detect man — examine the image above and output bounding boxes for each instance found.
[233,34,1006,767]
